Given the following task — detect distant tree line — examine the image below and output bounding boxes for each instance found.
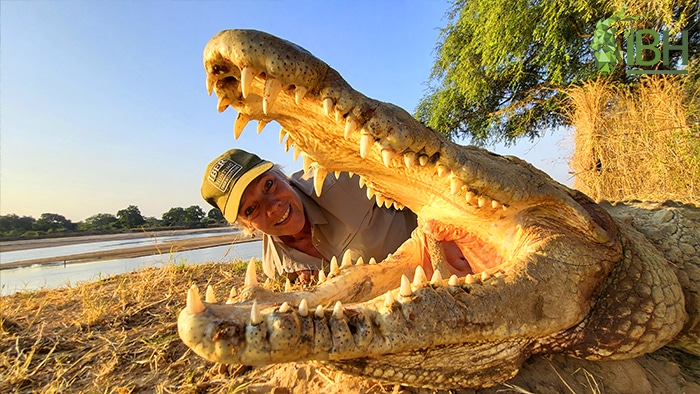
[0,205,227,240]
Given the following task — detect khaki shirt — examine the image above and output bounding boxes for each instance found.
[261,171,417,278]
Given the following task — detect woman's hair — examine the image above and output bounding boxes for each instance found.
[236,164,289,235]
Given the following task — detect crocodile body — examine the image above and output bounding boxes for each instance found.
[177,30,699,389]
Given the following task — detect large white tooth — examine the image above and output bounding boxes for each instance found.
[448,275,460,286]
[450,177,464,195]
[302,153,313,175]
[186,285,205,314]
[430,270,443,285]
[334,171,341,179]
[323,98,334,116]
[360,134,373,158]
[355,256,365,266]
[466,191,477,205]
[381,149,395,167]
[330,256,340,275]
[318,269,327,282]
[413,265,428,287]
[263,78,283,114]
[284,136,293,152]
[295,86,307,105]
[234,113,250,140]
[477,196,490,208]
[314,167,327,197]
[481,271,491,281]
[293,145,301,161]
[403,152,416,168]
[206,74,215,96]
[465,274,477,284]
[375,193,385,207]
[284,278,292,293]
[217,95,231,113]
[315,305,324,318]
[366,186,375,201]
[341,250,352,268]
[437,165,450,177]
[205,285,217,303]
[418,155,429,166]
[384,290,395,307]
[298,299,309,317]
[368,257,377,265]
[344,117,359,140]
[241,67,255,98]
[244,259,258,288]
[257,120,269,134]
[279,302,290,313]
[279,128,287,144]
[491,200,502,209]
[250,301,262,325]
[399,275,412,297]
[226,286,238,303]
[358,176,366,188]
[332,301,344,319]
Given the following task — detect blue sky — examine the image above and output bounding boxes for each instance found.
[1,1,573,222]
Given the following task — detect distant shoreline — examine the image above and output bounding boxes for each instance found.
[0,228,262,270]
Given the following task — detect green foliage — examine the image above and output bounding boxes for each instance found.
[79,213,118,231]
[162,205,206,228]
[0,214,35,236]
[206,208,225,223]
[33,213,76,232]
[115,205,146,229]
[417,0,699,144]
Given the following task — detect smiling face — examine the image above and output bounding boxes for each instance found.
[237,170,306,237]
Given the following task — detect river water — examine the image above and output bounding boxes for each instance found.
[0,234,262,295]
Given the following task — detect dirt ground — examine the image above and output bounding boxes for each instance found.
[1,261,698,393]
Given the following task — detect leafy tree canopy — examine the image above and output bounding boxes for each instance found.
[80,213,118,231]
[417,0,699,145]
[115,205,146,229]
[33,213,76,232]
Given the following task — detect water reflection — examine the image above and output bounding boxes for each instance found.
[0,241,262,295]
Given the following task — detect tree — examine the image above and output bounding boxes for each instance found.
[33,213,76,232]
[115,205,146,229]
[416,0,699,144]
[184,205,205,226]
[162,206,206,228]
[80,213,118,231]
[207,208,225,223]
[0,214,35,236]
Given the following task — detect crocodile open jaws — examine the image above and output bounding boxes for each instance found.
[178,29,699,389]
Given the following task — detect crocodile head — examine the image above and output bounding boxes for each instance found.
[177,30,684,389]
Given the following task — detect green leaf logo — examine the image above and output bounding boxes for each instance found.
[591,9,639,75]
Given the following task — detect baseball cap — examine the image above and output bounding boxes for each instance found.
[201,149,274,223]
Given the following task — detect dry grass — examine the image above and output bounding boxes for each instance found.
[566,76,700,204]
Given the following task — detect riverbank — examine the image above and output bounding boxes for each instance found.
[0,228,261,270]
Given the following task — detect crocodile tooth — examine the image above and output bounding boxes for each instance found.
[330,256,340,275]
[279,128,287,144]
[334,171,341,179]
[186,285,205,314]
[298,299,309,317]
[355,256,365,266]
[384,290,395,307]
[262,78,283,114]
[403,151,416,168]
[240,67,255,98]
[418,155,429,166]
[399,275,412,297]
[430,270,443,285]
[295,86,307,105]
[437,164,450,177]
[206,74,215,96]
[314,167,327,197]
[366,186,375,201]
[341,250,352,269]
[359,134,373,158]
[348,171,354,178]
[481,271,491,281]
[465,274,477,284]
[368,257,377,265]
[250,301,262,325]
[477,196,490,208]
[284,135,293,152]
[293,145,301,161]
[318,269,327,282]
[413,265,428,287]
[217,95,231,112]
[302,153,313,175]
[284,278,292,293]
[332,301,344,319]
[448,275,460,286]
[491,200,502,209]
[323,97,334,116]
[376,193,386,207]
[358,176,366,188]
[244,259,258,288]
[279,302,290,313]
[344,117,359,140]
[450,177,464,195]
[257,120,269,134]
[225,286,237,304]
[234,112,250,139]
[205,285,217,303]
[381,149,395,167]
[315,305,324,318]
